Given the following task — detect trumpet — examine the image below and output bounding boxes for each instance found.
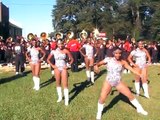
[27,33,35,41]
[79,30,88,39]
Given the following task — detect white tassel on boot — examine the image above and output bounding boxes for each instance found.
[142,83,150,98]
[33,76,36,90]
[134,82,140,96]
[91,71,94,84]
[35,77,40,91]
[86,70,91,81]
[96,102,104,120]
[56,87,62,102]
[64,88,69,106]
[130,99,148,115]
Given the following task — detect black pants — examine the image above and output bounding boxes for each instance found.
[0,50,5,62]
[5,51,13,63]
[50,55,55,71]
[152,51,158,63]
[15,55,25,73]
[71,51,79,72]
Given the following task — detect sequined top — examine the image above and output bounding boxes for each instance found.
[130,48,147,68]
[83,44,94,59]
[28,47,39,64]
[51,48,66,70]
[104,57,123,86]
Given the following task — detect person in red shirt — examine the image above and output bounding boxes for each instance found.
[49,38,57,75]
[67,37,81,72]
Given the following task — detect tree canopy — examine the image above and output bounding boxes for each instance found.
[51,0,160,40]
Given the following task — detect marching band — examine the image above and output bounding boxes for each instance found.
[0,29,158,119]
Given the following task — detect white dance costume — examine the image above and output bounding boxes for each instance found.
[51,48,69,105]
[28,47,39,64]
[104,57,123,87]
[96,57,148,120]
[51,48,66,71]
[130,48,150,98]
[28,47,40,91]
[83,44,94,59]
[130,48,147,69]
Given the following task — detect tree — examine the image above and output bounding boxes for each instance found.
[51,0,160,40]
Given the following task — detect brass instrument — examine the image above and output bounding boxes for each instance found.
[79,30,88,39]
[6,37,13,43]
[0,36,3,40]
[55,32,63,40]
[40,32,48,41]
[93,28,99,39]
[66,31,74,39]
[27,33,35,41]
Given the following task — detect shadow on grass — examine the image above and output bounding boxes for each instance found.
[41,67,49,70]
[69,80,93,103]
[94,69,107,82]
[0,70,31,85]
[102,85,148,116]
[40,76,55,89]
[102,93,135,115]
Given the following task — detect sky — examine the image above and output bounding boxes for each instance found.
[1,0,56,38]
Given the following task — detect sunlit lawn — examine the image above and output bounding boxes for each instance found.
[0,65,160,120]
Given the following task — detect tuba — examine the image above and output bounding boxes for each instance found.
[66,31,74,39]
[40,32,48,41]
[27,33,35,41]
[93,28,99,39]
[55,32,63,40]
[0,36,3,40]
[79,30,88,39]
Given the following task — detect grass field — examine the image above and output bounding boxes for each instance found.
[0,65,160,120]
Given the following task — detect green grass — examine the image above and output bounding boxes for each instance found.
[0,65,160,120]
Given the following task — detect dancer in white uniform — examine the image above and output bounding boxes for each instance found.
[26,39,45,91]
[47,40,73,106]
[79,38,98,84]
[94,47,148,120]
[128,40,151,98]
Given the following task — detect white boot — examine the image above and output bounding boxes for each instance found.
[123,69,127,74]
[91,71,94,84]
[81,62,85,67]
[134,82,140,96]
[51,70,54,75]
[96,102,104,120]
[33,76,36,89]
[130,99,148,115]
[142,83,150,98]
[56,87,62,102]
[86,70,91,81]
[35,77,40,91]
[64,88,69,106]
